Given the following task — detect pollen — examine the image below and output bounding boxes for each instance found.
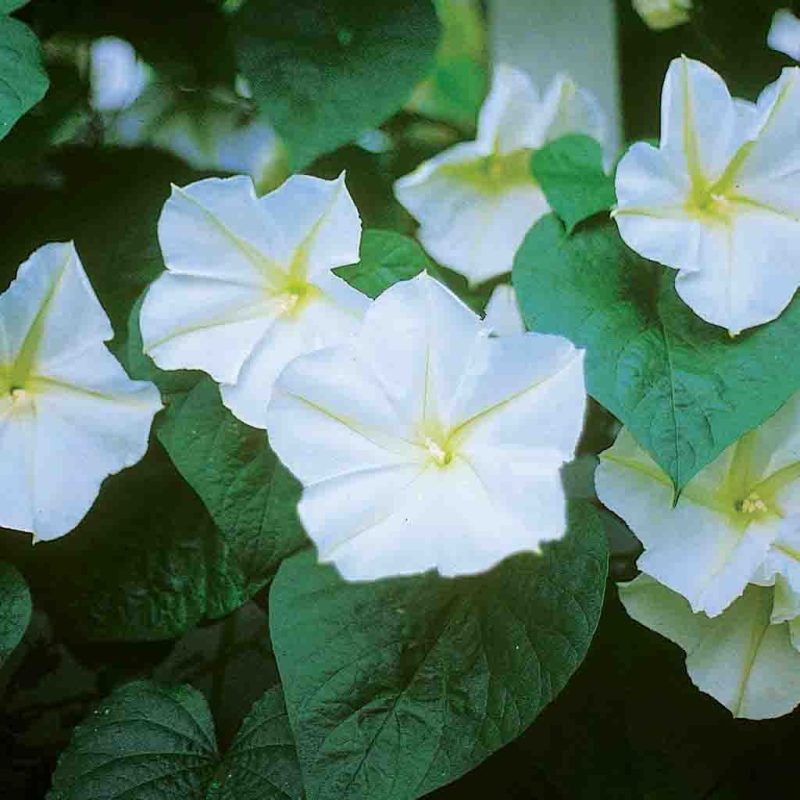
[739,492,768,515]
[423,436,453,467]
[276,291,301,315]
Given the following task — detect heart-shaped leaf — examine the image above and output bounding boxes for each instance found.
[270,502,607,800]
[513,215,800,491]
[530,134,616,232]
[48,681,302,800]
[234,0,439,169]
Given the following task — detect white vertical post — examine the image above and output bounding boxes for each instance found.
[489,0,623,154]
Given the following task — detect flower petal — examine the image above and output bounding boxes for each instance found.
[735,68,800,216]
[674,208,800,332]
[221,287,365,429]
[354,273,484,429]
[596,429,777,616]
[621,575,800,720]
[266,345,419,486]
[537,74,607,151]
[27,346,161,540]
[0,400,36,533]
[768,9,800,62]
[140,272,276,384]
[476,63,542,153]
[659,57,742,182]
[257,173,361,276]
[404,170,547,285]
[158,175,285,286]
[0,242,112,376]
[306,457,546,581]
[451,332,585,452]
[483,284,525,335]
[613,141,712,274]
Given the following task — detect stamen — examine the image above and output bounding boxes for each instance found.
[739,492,768,515]
[424,436,451,466]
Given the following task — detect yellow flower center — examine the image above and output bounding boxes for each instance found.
[423,435,454,467]
[440,148,534,195]
[737,492,769,516]
[273,279,319,318]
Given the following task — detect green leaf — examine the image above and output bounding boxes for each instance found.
[513,215,800,491]
[48,681,303,800]
[530,135,616,232]
[335,229,432,298]
[210,686,304,800]
[234,0,440,169]
[0,1,31,14]
[270,501,608,800]
[0,15,48,141]
[0,561,31,664]
[157,378,307,591]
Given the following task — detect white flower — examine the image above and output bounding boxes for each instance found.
[768,9,800,62]
[596,393,800,618]
[140,173,368,429]
[0,243,161,541]
[483,283,525,335]
[90,37,148,112]
[620,575,800,719]
[632,0,692,31]
[394,63,606,286]
[110,85,282,190]
[266,272,586,581]
[614,57,800,334]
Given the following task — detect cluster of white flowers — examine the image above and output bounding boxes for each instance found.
[131,61,601,580]
[8,43,800,724]
[606,49,800,719]
[138,167,588,580]
[597,400,800,719]
[1,62,596,579]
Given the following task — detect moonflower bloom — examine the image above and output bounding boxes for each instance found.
[110,85,281,189]
[266,272,586,581]
[614,57,800,334]
[90,36,148,112]
[483,283,525,335]
[0,243,161,541]
[768,9,800,62]
[394,64,606,286]
[140,173,369,428]
[595,393,800,618]
[620,575,800,719]
[632,0,692,31]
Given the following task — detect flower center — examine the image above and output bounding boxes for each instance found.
[686,185,735,223]
[737,492,769,516]
[7,384,34,413]
[440,148,534,195]
[423,436,454,467]
[274,280,319,318]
